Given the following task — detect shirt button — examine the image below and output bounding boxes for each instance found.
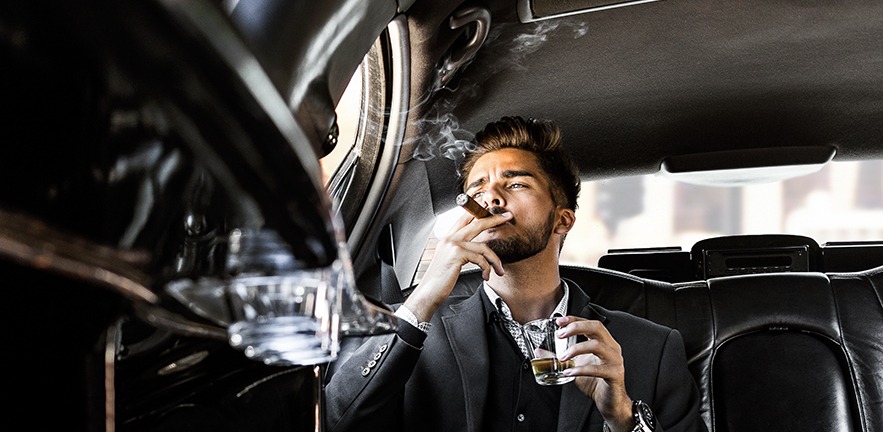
[516,414,525,422]
[523,362,529,370]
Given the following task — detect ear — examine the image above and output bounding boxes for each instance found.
[554,208,575,235]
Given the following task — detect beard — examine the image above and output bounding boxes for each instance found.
[485,210,557,264]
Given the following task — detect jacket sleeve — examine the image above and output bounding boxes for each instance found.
[653,328,707,432]
[323,320,427,432]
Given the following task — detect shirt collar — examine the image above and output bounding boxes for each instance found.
[482,280,569,324]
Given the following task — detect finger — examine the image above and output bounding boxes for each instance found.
[462,250,494,280]
[457,242,504,278]
[560,338,625,382]
[556,319,623,364]
[445,209,480,236]
[562,337,619,364]
[557,317,621,351]
[563,358,624,382]
[452,211,513,241]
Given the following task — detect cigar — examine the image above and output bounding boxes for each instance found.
[456,193,492,218]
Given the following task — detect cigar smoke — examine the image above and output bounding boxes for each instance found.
[408,20,588,170]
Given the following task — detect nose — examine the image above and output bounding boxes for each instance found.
[480,184,506,208]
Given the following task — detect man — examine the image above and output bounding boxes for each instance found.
[324,116,705,432]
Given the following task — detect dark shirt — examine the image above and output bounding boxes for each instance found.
[481,291,562,432]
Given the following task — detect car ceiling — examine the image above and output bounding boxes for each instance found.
[401,0,883,208]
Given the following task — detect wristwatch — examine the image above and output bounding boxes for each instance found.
[631,400,656,432]
[600,400,656,432]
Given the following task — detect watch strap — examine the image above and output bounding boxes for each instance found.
[631,400,656,432]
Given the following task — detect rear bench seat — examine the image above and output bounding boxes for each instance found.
[452,264,883,431]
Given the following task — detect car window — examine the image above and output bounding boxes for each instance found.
[424,159,883,275]
[322,65,361,185]
[321,31,391,243]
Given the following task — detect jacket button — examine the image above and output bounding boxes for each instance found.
[378,344,388,352]
[516,414,525,422]
[373,352,382,361]
[361,367,371,377]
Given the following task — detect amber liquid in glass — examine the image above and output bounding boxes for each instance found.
[529,358,576,385]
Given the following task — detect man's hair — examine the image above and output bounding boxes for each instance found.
[458,116,581,211]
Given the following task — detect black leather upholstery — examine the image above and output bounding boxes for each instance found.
[451,263,883,431]
[687,273,858,431]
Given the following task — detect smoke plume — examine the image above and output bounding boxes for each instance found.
[406,19,588,172]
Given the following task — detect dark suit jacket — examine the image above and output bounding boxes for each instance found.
[324,280,705,432]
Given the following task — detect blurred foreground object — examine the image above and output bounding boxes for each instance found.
[0,0,394,430]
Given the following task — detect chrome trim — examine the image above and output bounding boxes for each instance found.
[0,209,158,305]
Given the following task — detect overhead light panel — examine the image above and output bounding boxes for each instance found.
[659,146,836,186]
[517,0,662,23]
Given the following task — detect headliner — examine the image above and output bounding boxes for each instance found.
[410,0,883,182]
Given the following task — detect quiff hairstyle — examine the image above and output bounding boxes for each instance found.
[458,116,581,211]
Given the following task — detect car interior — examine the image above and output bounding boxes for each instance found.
[3,0,883,431]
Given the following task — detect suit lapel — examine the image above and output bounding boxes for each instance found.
[442,289,490,432]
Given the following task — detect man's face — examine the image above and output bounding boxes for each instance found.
[464,148,559,263]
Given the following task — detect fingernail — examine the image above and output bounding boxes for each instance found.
[501,212,512,218]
